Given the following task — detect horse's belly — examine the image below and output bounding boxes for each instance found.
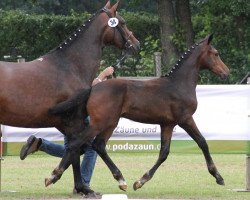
[0,110,57,128]
[0,97,59,128]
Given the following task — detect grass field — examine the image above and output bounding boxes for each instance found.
[1,153,250,199]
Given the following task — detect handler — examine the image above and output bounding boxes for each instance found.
[19,66,114,194]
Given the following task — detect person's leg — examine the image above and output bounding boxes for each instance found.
[20,135,67,160]
[39,138,66,158]
[79,117,97,186]
[80,144,97,186]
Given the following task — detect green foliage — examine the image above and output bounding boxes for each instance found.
[0,0,249,84]
[137,36,161,76]
[0,10,87,60]
[0,0,158,14]
[0,10,159,62]
[192,0,250,84]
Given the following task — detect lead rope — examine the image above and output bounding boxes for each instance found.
[111,54,128,78]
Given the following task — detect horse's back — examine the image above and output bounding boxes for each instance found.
[88,78,166,121]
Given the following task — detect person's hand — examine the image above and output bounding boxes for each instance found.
[102,66,114,77]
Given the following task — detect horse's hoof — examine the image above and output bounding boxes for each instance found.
[83,192,102,199]
[133,180,142,191]
[119,184,127,191]
[216,178,225,186]
[45,178,52,187]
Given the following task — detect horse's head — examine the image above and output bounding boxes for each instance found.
[100,1,140,55]
[198,34,230,79]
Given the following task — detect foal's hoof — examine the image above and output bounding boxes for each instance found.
[216,178,225,186]
[45,178,53,187]
[119,184,127,191]
[133,180,143,191]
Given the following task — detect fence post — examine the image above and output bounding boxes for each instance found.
[246,155,250,190]
[0,126,3,192]
[246,77,250,191]
[235,77,250,192]
[17,58,25,63]
[154,52,162,77]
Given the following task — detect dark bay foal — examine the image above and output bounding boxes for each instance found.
[50,35,229,191]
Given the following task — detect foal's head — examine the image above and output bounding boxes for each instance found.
[100,1,140,55]
[198,34,230,79]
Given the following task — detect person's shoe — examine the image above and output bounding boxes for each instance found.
[72,188,80,195]
[20,135,41,160]
[73,187,102,198]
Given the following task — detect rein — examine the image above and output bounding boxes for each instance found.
[111,54,128,78]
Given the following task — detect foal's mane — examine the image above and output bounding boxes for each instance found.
[164,39,206,77]
[49,8,104,53]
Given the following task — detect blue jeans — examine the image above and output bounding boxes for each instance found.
[39,119,97,186]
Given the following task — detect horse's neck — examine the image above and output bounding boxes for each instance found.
[171,55,200,89]
[49,19,104,85]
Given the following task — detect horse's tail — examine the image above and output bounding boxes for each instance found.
[49,88,92,116]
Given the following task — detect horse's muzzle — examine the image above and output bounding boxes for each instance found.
[126,40,140,55]
[220,72,230,80]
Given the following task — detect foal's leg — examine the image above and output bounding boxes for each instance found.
[133,125,174,190]
[92,131,127,191]
[180,117,224,185]
[45,133,94,195]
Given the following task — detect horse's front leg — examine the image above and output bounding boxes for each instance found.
[180,117,224,185]
[92,135,127,191]
[133,124,174,190]
[69,144,95,195]
[45,135,94,195]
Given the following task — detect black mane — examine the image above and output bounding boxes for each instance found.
[164,39,206,77]
[49,8,104,53]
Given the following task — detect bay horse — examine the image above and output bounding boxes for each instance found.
[0,0,139,195]
[50,34,229,192]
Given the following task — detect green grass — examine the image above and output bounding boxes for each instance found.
[1,153,250,199]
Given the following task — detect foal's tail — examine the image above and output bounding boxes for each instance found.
[49,88,91,116]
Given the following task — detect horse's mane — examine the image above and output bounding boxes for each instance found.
[164,39,206,77]
[48,8,104,54]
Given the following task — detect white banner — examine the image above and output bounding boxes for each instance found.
[2,85,250,142]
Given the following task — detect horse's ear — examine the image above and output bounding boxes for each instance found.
[110,0,120,16]
[207,34,213,45]
[104,1,111,9]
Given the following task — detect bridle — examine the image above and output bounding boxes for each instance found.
[101,7,136,78]
[102,7,133,52]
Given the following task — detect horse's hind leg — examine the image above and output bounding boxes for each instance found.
[44,147,71,186]
[92,134,127,191]
[180,117,224,185]
[133,125,174,190]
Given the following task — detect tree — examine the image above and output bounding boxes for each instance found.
[157,0,178,70]
[176,0,194,47]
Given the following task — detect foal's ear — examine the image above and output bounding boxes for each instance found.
[207,34,213,45]
[110,0,120,16]
[104,1,111,9]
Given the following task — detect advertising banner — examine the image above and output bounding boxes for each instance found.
[1,85,250,154]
